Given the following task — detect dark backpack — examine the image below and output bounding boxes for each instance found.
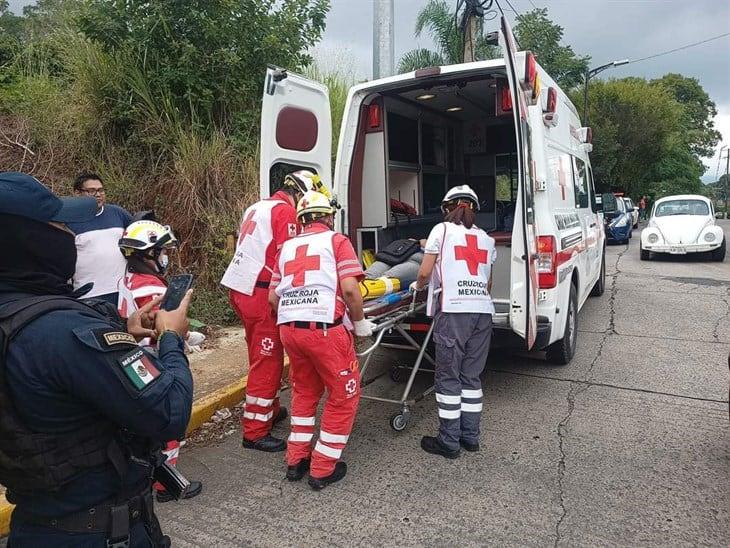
[374,239,421,267]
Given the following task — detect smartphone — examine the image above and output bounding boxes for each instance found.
[160,274,194,311]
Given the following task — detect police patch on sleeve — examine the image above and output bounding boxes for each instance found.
[99,330,137,347]
[74,327,139,352]
[118,349,161,391]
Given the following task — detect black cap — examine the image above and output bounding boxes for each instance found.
[0,172,97,223]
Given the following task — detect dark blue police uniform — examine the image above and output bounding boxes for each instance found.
[1,289,193,547]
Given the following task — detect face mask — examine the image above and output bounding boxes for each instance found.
[158,253,169,272]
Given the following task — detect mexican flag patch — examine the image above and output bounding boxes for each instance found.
[119,349,160,390]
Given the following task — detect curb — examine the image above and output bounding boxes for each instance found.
[0,358,289,536]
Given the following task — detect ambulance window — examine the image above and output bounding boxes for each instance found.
[587,165,599,213]
[269,163,318,196]
[573,158,590,209]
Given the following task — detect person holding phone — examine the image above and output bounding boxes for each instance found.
[0,172,193,547]
[117,220,203,502]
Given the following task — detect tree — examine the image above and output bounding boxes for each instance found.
[0,1,24,68]
[573,78,681,196]
[513,8,589,89]
[77,0,330,132]
[398,0,498,73]
[650,73,721,158]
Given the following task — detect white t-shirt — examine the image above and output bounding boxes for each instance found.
[66,205,132,298]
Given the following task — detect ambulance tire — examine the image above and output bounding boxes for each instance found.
[590,252,606,297]
[546,284,577,366]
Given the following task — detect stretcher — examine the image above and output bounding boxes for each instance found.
[356,289,439,431]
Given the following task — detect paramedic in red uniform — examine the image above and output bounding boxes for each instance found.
[411,185,496,459]
[221,171,328,452]
[269,191,375,490]
[117,220,204,502]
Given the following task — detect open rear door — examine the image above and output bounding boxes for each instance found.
[260,66,332,198]
[500,17,539,350]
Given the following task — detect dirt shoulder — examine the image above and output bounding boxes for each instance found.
[188,327,247,400]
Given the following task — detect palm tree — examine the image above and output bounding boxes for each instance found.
[398,0,498,73]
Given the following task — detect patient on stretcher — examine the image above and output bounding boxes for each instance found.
[360,238,426,300]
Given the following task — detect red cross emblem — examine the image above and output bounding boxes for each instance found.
[454,234,488,276]
[239,210,257,243]
[284,244,320,287]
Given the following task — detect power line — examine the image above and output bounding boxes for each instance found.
[527,0,539,9]
[628,32,730,65]
[503,0,520,16]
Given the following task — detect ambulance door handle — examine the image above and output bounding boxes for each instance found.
[589,222,597,228]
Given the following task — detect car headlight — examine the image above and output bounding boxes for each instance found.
[648,233,659,244]
[613,217,628,228]
[704,232,716,242]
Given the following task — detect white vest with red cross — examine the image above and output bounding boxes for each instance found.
[427,222,495,315]
[220,199,285,295]
[275,230,338,324]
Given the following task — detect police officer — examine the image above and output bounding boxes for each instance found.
[0,172,194,547]
[411,185,496,459]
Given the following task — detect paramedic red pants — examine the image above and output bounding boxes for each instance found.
[230,288,284,441]
[280,324,361,479]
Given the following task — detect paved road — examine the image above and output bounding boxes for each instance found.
[160,221,729,547]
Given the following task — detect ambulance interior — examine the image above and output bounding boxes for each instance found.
[350,72,518,310]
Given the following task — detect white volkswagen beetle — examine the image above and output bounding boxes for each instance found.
[640,194,725,261]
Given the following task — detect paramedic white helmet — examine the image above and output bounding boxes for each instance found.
[284,170,332,200]
[296,190,336,223]
[442,185,480,212]
[118,220,177,272]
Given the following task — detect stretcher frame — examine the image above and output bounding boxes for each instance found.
[356,291,438,431]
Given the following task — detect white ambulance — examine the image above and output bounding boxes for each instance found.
[258,18,605,364]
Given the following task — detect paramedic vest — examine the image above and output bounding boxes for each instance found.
[117,271,166,319]
[221,198,285,295]
[427,222,495,315]
[276,230,338,324]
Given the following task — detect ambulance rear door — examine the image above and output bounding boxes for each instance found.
[500,17,540,350]
[260,66,332,198]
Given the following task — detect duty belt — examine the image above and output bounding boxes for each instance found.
[14,490,154,547]
[286,318,343,330]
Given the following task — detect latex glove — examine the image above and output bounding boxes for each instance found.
[409,281,425,293]
[353,318,376,337]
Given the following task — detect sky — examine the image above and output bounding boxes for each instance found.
[8,0,730,181]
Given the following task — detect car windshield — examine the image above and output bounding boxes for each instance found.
[654,199,709,217]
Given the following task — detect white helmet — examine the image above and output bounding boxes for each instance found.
[119,220,177,272]
[297,190,335,222]
[442,185,480,212]
[283,170,332,200]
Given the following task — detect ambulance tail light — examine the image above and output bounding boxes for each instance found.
[537,235,557,289]
[545,87,557,113]
[367,103,381,130]
[500,85,513,112]
[523,52,540,103]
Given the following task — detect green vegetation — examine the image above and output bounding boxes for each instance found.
[0,0,330,325]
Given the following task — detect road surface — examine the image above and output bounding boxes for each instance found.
[160,221,729,547]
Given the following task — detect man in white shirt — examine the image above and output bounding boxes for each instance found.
[65,173,132,304]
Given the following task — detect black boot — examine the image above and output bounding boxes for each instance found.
[421,436,460,459]
[242,434,286,452]
[286,458,310,482]
[156,481,203,503]
[459,438,480,452]
[273,407,288,426]
[308,462,347,491]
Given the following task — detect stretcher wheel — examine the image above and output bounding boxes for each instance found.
[389,366,406,383]
[390,413,409,431]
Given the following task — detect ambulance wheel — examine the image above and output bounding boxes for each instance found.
[590,251,605,297]
[546,284,577,365]
[389,366,406,383]
[390,413,409,432]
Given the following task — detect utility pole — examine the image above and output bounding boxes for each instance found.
[725,148,729,216]
[463,14,478,62]
[373,0,394,79]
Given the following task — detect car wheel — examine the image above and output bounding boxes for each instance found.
[590,251,606,297]
[546,284,578,365]
[711,239,726,262]
[633,222,639,229]
[640,244,651,261]
[629,230,633,239]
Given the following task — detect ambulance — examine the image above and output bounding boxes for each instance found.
[257,18,605,364]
